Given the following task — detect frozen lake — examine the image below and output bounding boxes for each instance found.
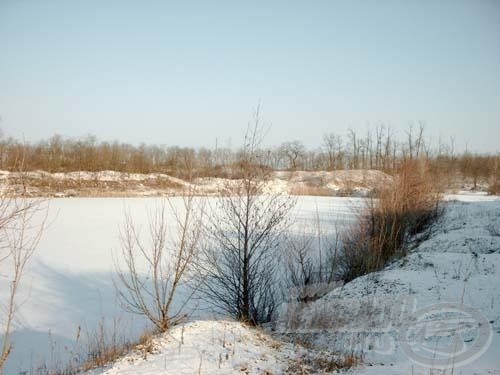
[4,196,363,373]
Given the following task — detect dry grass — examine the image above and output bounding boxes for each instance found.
[488,179,500,195]
[33,318,158,374]
[27,321,161,375]
[340,159,443,281]
[81,343,129,372]
[80,327,156,372]
[286,349,361,373]
[80,322,130,372]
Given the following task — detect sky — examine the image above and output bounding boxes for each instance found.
[0,0,499,152]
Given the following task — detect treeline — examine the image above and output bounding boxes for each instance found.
[1,126,499,189]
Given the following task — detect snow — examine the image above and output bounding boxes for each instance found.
[444,191,500,202]
[96,190,500,374]
[3,192,500,374]
[2,196,360,374]
[89,320,296,375]
[0,169,392,197]
[277,194,500,374]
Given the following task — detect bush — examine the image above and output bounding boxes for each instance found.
[340,159,442,281]
[286,349,361,373]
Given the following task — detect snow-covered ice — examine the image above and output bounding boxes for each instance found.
[92,193,500,374]
[2,192,500,374]
[2,196,361,374]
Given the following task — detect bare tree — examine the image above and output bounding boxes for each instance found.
[285,210,341,303]
[347,129,359,169]
[114,191,204,332]
[322,133,343,170]
[196,109,296,325]
[0,194,46,374]
[279,140,306,170]
[404,123,425,160]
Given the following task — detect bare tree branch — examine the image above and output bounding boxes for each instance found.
[114,188,205,332]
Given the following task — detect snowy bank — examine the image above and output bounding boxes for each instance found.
[277,194,500,374]
[85,194,500,374]
[0,169,392,197]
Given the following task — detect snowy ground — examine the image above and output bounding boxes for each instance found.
[85,193,500,375]
[2,193,499,374]
[89,320,297,375]
[1,196,363,374]
[278,193,500,374]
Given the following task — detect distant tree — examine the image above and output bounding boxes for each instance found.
[280,140,306,170]
[347,129,359,169]
[323,133,344,170]
[404,123,425,160]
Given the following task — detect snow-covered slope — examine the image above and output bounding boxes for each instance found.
[89,320,356,375]
[87,194,500,374]
[277,195,500,374]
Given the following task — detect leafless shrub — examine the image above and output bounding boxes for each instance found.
[0,190,47,373]
[195,109,296,325]
[286,349,361,373]
[114,189,204,332]
[340,159,443,281]
[285,214,342,303]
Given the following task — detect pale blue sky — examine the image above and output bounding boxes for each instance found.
[1,0,499,152]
